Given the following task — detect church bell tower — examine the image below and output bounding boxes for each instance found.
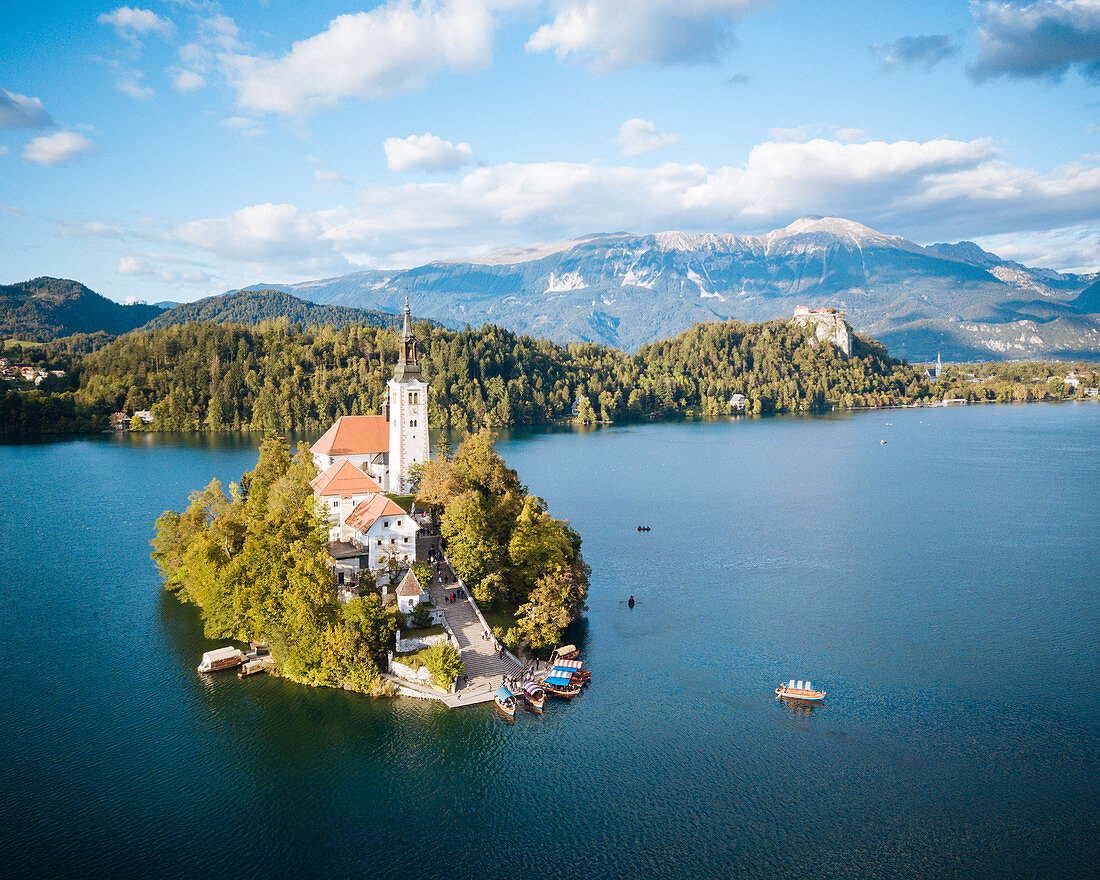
[387,298,429,493]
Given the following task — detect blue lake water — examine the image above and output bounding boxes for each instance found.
[1,404,1098,879]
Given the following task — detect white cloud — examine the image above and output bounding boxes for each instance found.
[70,137,1100,278]
[98,7,175,41]
[527,0,766,69]
[171,69,206,91]
[384,132,475,171]
[0,146,8,156]
[118,256,153,275]
[969,0,1100,82]
[836,128,869,144]
[222,0,495,116]
[219,116,267,139]
[0,89,53,128]
[614,118,680,156]
[767,125,811,142]
[314,169,351,189]
[870,34,959,71]
[23,131,97,166]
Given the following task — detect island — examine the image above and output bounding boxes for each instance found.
[152,301,588,703]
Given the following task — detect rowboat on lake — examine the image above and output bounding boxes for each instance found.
[198,646,245,673]
[775,679,826,701]
[495,685,517,718]
[542,667,583,698]
[521,680,545,713]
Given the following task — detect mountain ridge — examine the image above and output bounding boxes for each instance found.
[245,217,1099,360]
[0,277,163,342]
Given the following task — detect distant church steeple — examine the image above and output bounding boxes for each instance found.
[393,296,421,380]
[935,351,942,379]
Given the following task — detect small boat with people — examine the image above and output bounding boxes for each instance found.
[521,680,545,713]
[542,666,583,698]
[494,685,517,718]
[775,679,826,702]
[628,595,635,608]
[197,646,246,673]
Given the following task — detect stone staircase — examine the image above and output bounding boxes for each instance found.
[428,580,524,690]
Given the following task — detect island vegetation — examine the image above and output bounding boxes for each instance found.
[151,434,401,694]
[413,428,590,654]
[3,316,1097,437]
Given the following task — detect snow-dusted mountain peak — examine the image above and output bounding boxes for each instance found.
[774,215,908,245]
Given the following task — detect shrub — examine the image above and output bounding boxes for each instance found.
[424,642,464,688]
[409,601,432,629]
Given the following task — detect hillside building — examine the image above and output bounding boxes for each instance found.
[790,306,853,356]
[310,298,428,590]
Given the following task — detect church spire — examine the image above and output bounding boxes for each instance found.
[393,295,421,380]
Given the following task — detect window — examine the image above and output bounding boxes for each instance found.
[410,419,416,427]
[396,519,401,526]
[331,500,338,509]
[383,520,389,528]
[409,392,418,405]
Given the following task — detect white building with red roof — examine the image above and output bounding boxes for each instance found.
[310,458,387,543]
[344,493,418,573]
[310,298,429,493]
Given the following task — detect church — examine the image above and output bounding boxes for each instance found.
[310,298,430,493]
[309,299,429,591]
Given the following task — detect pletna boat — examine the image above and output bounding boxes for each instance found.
[495,685,517,718]
[548,644,578,666]
[198,646,246,673]
[775,679,826,701]
[542,667,583,698]
[553,658,591,684]
[521,680,545,713]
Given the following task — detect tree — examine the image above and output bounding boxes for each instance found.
[129,412,143,431]
[424,641,464,688]
[409,600,432,629]
[575,395,596,423]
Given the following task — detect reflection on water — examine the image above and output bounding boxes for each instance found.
[1,405,1099,879]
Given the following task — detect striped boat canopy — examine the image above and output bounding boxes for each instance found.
[788,679,796,689]
[555,659,583,669]
[551,665,578,676]
[805,681,813,691]
[543,673,573,686]
[495,686,514,702]
[522,681,543,696]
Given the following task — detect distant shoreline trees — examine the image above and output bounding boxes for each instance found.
[2,317,1094,437]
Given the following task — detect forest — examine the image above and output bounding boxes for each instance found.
[1,316,1093,437]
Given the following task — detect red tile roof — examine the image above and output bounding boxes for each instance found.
[311,415,389,457]
[345,494,409,534]
[310,458,385,497]
[396,569,425,597]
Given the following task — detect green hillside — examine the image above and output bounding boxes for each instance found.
[0,277,162,341]
[144,289,405,331]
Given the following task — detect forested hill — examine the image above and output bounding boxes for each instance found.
[18,316,925,434]
[144,289,407,332]
[0,277,162,341]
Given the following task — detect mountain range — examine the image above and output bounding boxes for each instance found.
[245,216,1100,361]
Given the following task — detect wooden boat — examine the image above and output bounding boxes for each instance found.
[553,659,591,684]
[521,680,545,713]
[494,685,517,718]
[198,646,245,673]
[542,668,582,698]
[238,657,274,678]
[548,644,578,666]
[775,679,826,702]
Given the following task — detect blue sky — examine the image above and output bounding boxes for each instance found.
[2,0,1100,303]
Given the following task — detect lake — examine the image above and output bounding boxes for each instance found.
[1,404,1098,879]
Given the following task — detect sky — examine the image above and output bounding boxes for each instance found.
[2,0,1100,304]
